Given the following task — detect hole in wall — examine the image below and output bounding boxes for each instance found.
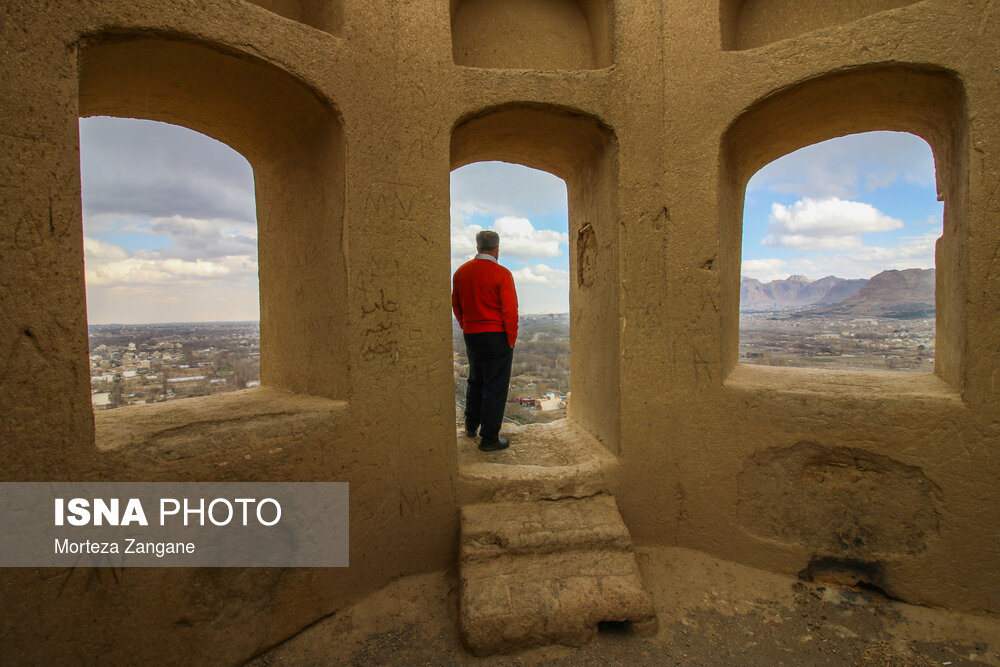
[597,620,632,634]
[856,581,901,602]
[798,555,900,601]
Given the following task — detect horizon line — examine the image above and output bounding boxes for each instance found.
[742,266,934,283]
[89,313,572,326]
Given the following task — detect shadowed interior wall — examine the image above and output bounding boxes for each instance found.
[452,104,620,454]
[451,0,612,69]
[80,36,349,401]
[720,0,920,50]
[246,0,343,34]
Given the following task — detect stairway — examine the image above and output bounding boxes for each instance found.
[457,422,657,656]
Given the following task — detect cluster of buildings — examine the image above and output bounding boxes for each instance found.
[513,393,567,411]
[88,325,260,409]
[739,314,935,371]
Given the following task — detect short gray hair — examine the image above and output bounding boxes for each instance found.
[476,230,500,252]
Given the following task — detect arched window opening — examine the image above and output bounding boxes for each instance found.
[719,65,966,389]
[81,117,260,409]
[739,131,940,372]
[78,35,348,419]
[450,161,570,426]
[451,104,619,452]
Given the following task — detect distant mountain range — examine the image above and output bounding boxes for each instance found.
[741,269,935,318]
[742,274,867,308]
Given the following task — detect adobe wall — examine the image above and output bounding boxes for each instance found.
[0,0,997,663]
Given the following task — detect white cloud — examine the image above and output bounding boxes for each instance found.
[765,234,865,251]
[85,255,256,287]
[512,264,569,287]
[82,213,124,234]
[158,258,234,278]
[82,212,258,292]
[493,217,567,259]
[148,215,257,260]
[845,232,938,267]
[743,233,938,282]
[762,197,903,251]
[450,208,481,260]
[450,212,567,261]
[765,163,859,199]
[918,212,943,227]
[514,264,571,314]
[79,118,262,323]
[448,162,571,314]
[83,237,129,263]
[741,258,789,282]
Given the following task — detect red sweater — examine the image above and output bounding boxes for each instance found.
[452,257,518,347]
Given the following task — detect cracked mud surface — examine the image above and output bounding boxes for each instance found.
[249,546,1000,666]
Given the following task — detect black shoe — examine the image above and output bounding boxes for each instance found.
[478,437,509,452]
[465,427,478,438]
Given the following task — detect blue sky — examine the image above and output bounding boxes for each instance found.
[741,131,941,282]
[80,119,939,322]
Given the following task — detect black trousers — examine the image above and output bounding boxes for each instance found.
[463,332,513,440]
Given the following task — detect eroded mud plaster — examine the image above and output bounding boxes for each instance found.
[737,443,941,558]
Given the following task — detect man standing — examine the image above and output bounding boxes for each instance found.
[452,230,518,452]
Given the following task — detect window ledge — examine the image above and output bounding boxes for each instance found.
[95,386,348,459]
[724,363,964,406]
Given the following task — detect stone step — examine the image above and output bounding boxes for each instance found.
[459,494,657,656]
[456,420,619,503]
[461,495,632,561]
